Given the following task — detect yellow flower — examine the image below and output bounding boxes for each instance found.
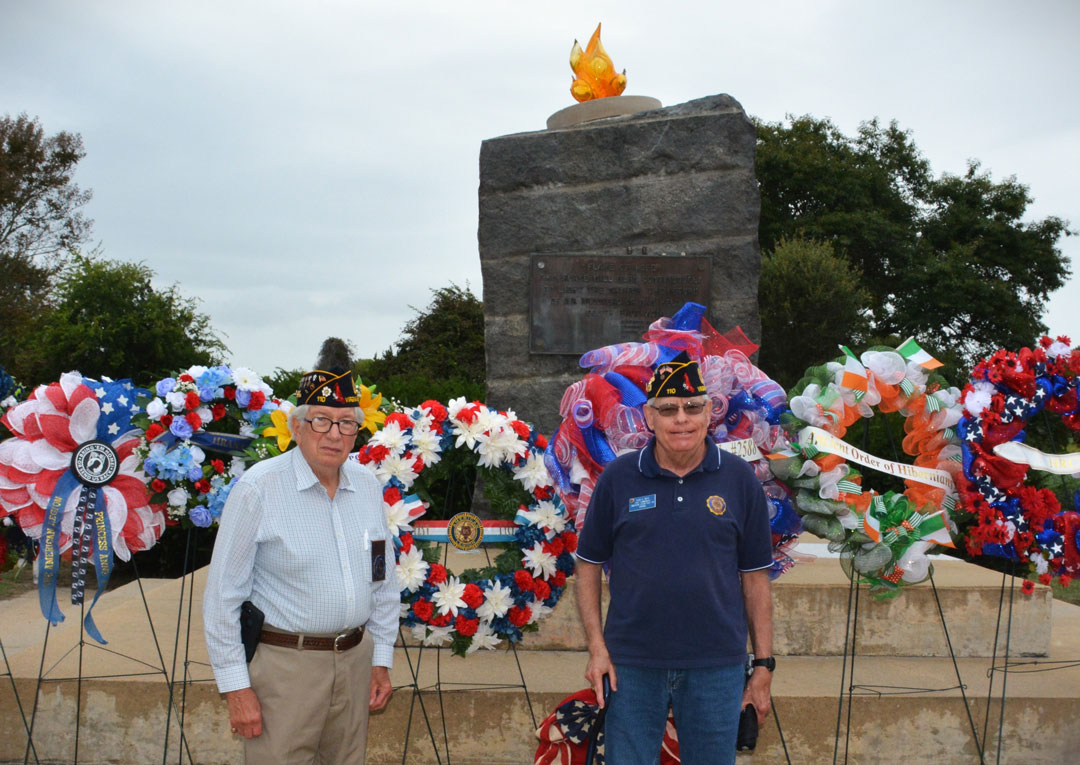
[359,384,386,435]
[263,409,293,452]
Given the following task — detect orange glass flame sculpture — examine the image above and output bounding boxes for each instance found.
[569,23,627,102]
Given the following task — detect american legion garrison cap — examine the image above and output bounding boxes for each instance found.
[296,368,360,407]
[645,351,708,399]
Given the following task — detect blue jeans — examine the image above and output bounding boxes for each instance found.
[604,663,744,765]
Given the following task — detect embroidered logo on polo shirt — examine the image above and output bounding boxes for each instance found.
[629,494,657,512]
[706,495,727,516]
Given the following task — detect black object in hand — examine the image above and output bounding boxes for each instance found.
[239,600,264,663]
[736,704,758,751]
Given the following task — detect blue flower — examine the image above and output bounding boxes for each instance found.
[235,389,251,407]
[156,378,176,397]
[189,505,213,527]
[169,418,193,440]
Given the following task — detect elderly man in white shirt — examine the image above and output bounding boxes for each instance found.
[203,363,399,765]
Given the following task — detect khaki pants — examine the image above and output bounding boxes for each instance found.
[245,628,374,765]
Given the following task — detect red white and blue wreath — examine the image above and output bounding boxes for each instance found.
[547,302,804,578]
[133,365,283,528]
[353,397,577,656]
[0,372,161,642]
[955,336,1080,583]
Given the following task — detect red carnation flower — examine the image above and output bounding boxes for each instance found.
[179,374,195,383]
[561,531,578,553]
[427,563,448,585]
[383,487,402,505]
[420,400,448,422]
[400,532,414,553]
[462,583,484,609]
[367,444,390,462]
[146,423,166,441]
[247,391,266,411]
[412,599,433,623]
[412,456,424,473]
[508,605,531,627]
[552,571,566,588]
[194,479,212,495]
[533,485,554,500]
[184,391,201,410]
[534,434,548,450]
[151,479,167,493]
[385,412,413,430]
[509,420,530,441]
[211,402,226,421]
[457,405,479,425]
[160,414,173,427]
[430,612,452,627]
[544,538,565,557]
[514,569,534,592]
[455,615,480,637]
[534,580,551,601]
[223,386,236,401]
[211,459,225,475]
[1021,580,1035,596]
[185,412,203,430]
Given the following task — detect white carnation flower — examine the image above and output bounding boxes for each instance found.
[518,500,566,538]
[466,622,502,653]
[375,452,418,489]
[522,541,558,579]
[166,487,190,507]
[395,547,429,592]
[433,575,467,617]
[963,381,996,418]
[369,422,409,455]
[513,452,553,493]
[476,579,512,621]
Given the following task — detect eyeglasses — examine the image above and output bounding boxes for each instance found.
[305,417,360,436]
[648,401,709,418]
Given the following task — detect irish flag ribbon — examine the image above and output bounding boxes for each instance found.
[863,493,954,548]
[896,337,944,370]
[839,345,868,400]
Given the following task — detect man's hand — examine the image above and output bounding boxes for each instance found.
[225,687,262,738]
[584,646,617,709]
[370,666,393,711]
[742,667,772,724]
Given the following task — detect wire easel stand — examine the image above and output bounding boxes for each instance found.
[21,559,189,765]
[162,527,207,765]
[2,634,38,764]
[831,568,984,764]
[768,695,792,764]
[402,541,537,765]
[395,627,444,765]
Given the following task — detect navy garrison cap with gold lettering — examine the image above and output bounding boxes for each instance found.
[645,351,707,399]
[296,368,360,407]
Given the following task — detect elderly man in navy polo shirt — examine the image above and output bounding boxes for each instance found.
[575,352,774,764]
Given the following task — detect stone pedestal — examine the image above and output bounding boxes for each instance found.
[478,94,762,435]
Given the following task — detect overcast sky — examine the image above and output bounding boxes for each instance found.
[3,0,1077,377]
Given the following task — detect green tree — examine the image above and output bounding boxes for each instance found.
[755,116,1072,371]
[364,284,486,405]
[0,114,93,376]
[759,237,871,387]
[29,255,227,383]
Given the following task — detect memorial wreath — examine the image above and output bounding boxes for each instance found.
[954,336,1080,583]
[354,397,577,656]
[772,340,964,596]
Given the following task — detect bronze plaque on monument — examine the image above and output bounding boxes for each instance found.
[529,254,712,354]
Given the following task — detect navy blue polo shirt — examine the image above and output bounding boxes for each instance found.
[576,438,772,669]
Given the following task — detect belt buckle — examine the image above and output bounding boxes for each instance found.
[333,631,350,653]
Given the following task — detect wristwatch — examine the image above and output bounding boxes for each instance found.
[751,656,776,672]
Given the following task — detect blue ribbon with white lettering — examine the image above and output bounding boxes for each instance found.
[152,430,254,455]
[38,471,80,629]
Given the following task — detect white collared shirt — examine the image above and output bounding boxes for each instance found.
[203,448,399,693]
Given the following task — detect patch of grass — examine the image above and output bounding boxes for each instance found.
[1051,579,1080,606]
